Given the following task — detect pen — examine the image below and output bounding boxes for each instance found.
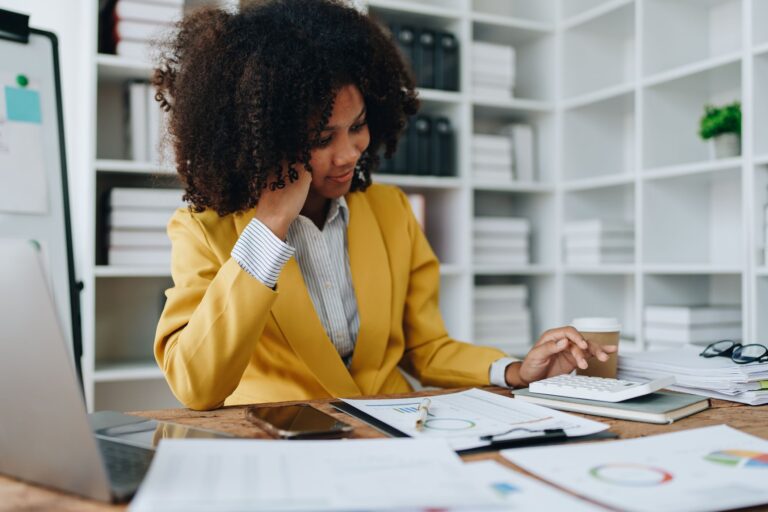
[414,398,431,431]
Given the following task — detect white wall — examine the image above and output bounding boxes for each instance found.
[0,0,91,282]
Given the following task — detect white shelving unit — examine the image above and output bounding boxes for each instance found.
[81,0,764,411]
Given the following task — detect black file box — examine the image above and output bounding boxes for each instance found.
[411,115,432,175]
[435,32,459,91]
[414,29,436,89]
[431,117,454,176]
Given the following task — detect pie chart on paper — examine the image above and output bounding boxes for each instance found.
[705,450,768,468]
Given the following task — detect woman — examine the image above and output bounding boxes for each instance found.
[153,0,615,410]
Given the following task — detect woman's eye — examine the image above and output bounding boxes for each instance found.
[317,136,333,147]
[351,120,368,132]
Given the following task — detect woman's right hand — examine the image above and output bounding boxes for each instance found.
[254,165,312,240]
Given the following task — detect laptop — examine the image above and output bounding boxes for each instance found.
[0,239,153,502]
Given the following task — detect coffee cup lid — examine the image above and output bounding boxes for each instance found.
[571,317,621,333]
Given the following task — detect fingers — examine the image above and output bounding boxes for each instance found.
[534,326,619,368]
[536,326,589,351]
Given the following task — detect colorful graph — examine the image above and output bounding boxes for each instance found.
[490,481,519,497]
[423,418,476,431]
[705,450,768,468]
[589,464,673,487]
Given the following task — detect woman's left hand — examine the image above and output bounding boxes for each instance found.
[504,326,618,387]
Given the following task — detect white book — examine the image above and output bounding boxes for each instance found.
[566,252,633,265]
[472,164,513,174]
[473,170,514,182]
[110,229,171,248]
[474,284,528,301]
[108,247,171,266]
[473,72,515,86]
[563,219,633,235]
[644,305,742,326]
[473,237,528,250]
[474,310,531,325]
[472,134,513,152]
[471,146,513,159]
[116,40,150,60]
[127,82,148,161]
[110,187,185,209]
[109,208,176,229]
[472,153,512,167]
[471,85,514,100]
[474,302,528,317]
[564,239,635,251]
[115,0,183,24]
[473,217,531,234]
[114,20,172,41]
[644,324,742,344]
[147,85,160,163]
[502,124,535,182]
[471,42,515,60]
[474,252,530,266]
[563,233,635,248]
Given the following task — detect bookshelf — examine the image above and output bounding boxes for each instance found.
[82,0,764,411]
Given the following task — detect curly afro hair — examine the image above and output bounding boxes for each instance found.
[153,0,420,216]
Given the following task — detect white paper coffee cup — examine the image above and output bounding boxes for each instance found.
[571,317,621,378]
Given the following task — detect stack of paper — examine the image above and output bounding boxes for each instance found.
[563,219,634,265]
[125,81,174,164]
[472,125,535,182]
[108,187,184,266]
[618,346,768,405]
[471,41,515,99]
[644,305,742,350]
[473,217,530,266]
[111,0,183,60]
[474,284,532,355]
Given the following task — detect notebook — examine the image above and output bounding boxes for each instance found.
[513,388,709,424]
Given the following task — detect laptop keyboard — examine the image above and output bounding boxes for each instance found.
[97,438,154,488]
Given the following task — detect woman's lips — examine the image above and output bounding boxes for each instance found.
[327,169,354,183]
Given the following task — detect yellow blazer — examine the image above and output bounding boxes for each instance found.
[155,183,507,410]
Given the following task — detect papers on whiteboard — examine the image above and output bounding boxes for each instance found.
[129,438,502,512]
[0,75,48,214]
[341,388,608,451]
[503,425,768,512]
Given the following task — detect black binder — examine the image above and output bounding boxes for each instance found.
[411,115,432,175]
[392,119,411,174]
[414,29,435,89]
[431,117,454,176]
[392,24,416,75]
[435,31,459,91]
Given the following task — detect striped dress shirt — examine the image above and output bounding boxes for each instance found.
[231,197,515,383]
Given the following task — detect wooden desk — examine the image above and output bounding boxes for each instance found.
[2,387,767,512]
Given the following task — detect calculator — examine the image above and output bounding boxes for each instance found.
[528,374,676,402]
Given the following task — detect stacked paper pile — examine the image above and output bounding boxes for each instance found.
[111,0,183,60]
[644,305,742,350]
[763,204,768,265]
[473,217,530,266]
[474,284,532,355]
[107,187,184,266]
[563,219,633,265]
[471,41,515,99]
[125,81,174,163]
[618,346,768,405]
[472,126,535,182]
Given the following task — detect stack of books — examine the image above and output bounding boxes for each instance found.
[563,219,634,265]
[474,284,532,355]
[107,187,184,266]
[471,41,515,99]
[471,125,535,182]
[644,305,742,350]
[102,0,183,60]
[125,81,173,163]
[473,217,530,266]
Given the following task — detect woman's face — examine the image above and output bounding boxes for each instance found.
[306,84,370,199]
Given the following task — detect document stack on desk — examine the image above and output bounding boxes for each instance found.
[619,346,768,405]
[473,216,530,266]
[643,305,742,350]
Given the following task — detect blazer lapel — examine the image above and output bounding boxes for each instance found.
[346,192,392,394]
[234,210,362,398]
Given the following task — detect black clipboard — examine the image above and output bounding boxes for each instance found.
[331,400,618,455]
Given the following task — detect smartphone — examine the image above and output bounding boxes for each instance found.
[245,404,353,439]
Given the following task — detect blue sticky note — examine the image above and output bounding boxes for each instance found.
[5,86,42,123]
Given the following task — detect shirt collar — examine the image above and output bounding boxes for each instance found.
[327,196,349,226]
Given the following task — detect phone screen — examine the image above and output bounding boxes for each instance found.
[246,405,351,438]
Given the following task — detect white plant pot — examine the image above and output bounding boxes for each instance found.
[709,133,741,159]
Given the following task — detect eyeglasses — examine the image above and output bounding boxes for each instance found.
[699,340,768,364]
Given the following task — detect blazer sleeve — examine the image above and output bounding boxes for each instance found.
[394,190,511,388]
[154,209,279,410]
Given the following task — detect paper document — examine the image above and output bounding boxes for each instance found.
[129,438,501,512]
[503,425,768,512]
[0,75,48,214]
[341,388,608,451]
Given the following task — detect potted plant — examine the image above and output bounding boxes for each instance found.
[699,101,741,159]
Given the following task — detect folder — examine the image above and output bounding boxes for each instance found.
[391,24,416,76]
[435,31,459,91]
[414,29,435,89]
[431,117,453,176]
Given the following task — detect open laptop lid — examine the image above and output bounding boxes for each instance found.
[0,239,111,502]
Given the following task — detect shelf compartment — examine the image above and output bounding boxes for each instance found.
[756,277,768,341]
[473,106,555,183]
[95,277,172,368]
[643,169,743,267]
[642,0,741,77]
[474,190,556,266]
[562,274,637,340]
[562,91,635,181]
[440,273,471,341]
[561,1,635,99]
[756,0,768,47]
[94,360,164,382]
[753,164,768,267]
[643,60,741,169]
[754,53,768,156]
[472,20,555,102]
[562,0,634,30]
[399,187,466,266]
[472,0,555,25]
[94,379,180,412]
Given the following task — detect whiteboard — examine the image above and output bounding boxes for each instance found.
[0,26,81,377]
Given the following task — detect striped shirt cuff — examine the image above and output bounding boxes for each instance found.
[489,357,519,388]
[231,218,295,288]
